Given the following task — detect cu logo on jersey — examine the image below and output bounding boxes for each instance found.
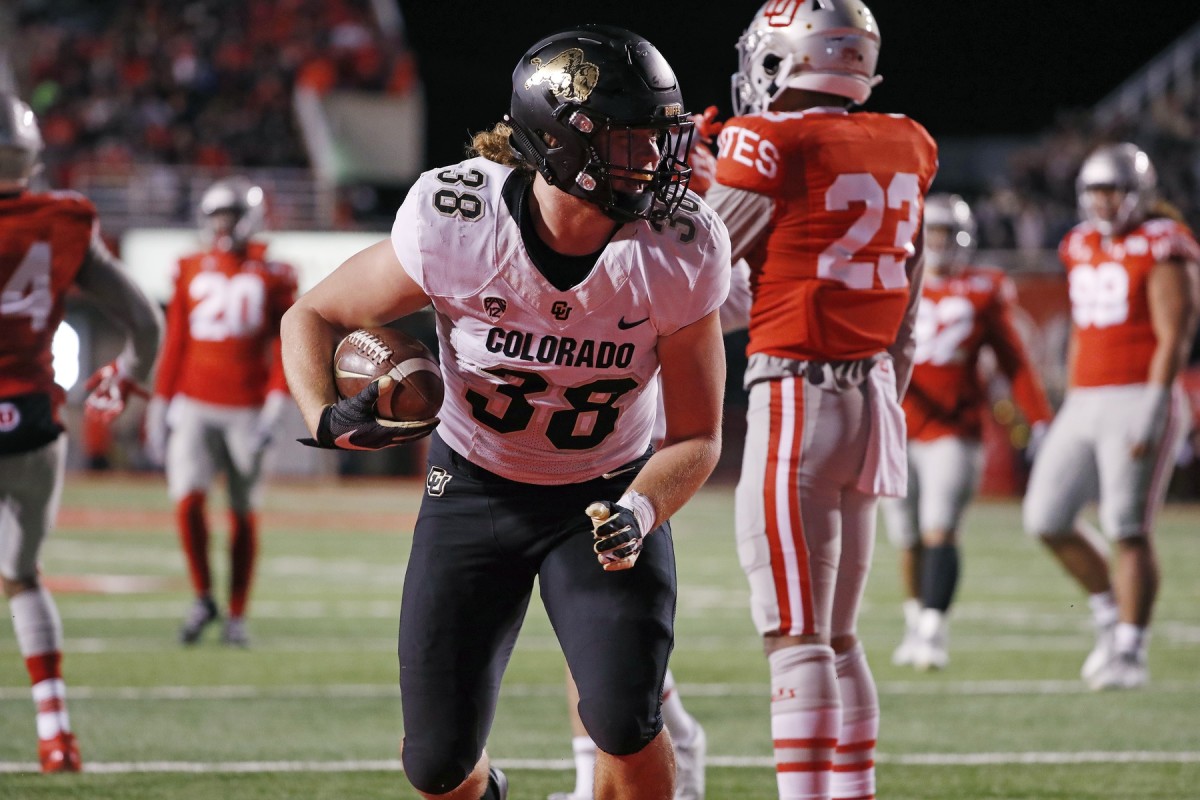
[551,301,572,321]
[483,297,507,319]
[0,402,19,432]
[524,48,599,102]
[425,466,452,497]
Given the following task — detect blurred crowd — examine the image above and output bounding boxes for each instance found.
[972,86,1200,251]
[13,0,417,187]
[9,1,1199,250]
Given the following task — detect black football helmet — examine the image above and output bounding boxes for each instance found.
[507,24,694,222]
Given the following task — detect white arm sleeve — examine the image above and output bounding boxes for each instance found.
[705,183,774,264]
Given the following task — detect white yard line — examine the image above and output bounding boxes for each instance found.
[2,752,1199,774]
[3,679,1200,702]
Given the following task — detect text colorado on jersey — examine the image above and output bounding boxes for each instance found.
[485,327,635,369]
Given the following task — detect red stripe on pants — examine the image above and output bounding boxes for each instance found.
[786,378,814,635]
[764,381,793,633]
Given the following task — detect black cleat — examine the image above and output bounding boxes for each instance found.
[487,766,508,800]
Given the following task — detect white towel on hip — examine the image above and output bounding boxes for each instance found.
[856,358,908,498]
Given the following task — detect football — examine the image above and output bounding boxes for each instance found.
[333,327,443,421]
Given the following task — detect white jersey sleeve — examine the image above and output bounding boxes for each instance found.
[389,157,731,485]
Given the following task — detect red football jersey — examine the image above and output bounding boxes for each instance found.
[715,108,938,361]
[153,241,297,407]
[0,191,97,405]
[1060,218,1200,388]
[904,267,1052,442]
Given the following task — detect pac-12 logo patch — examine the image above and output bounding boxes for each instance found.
[0,403,20,432]
[426,466,452,497]
[483,296,507,319]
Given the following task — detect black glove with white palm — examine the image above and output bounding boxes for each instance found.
[301,377,438,450]
[587,491,657,571]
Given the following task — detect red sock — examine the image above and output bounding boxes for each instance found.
[25,652,62,686]
[229,511,258,618]
[178,492,211,596]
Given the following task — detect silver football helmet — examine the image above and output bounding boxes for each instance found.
[0,94,44,188]
[732,0,882,115]
[198,176,265,251]
[1076,143,1156,236]
[923,193,976,275]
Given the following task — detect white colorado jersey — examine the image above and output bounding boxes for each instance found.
[391,157,731,484]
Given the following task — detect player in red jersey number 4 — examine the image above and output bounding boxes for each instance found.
[1024,144,1200,690]
[0,94,163,771]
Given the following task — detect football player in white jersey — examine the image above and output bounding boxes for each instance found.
[281,25,731,800]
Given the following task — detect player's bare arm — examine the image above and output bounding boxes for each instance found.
[1145,257,1199,388]
[1134,256,1200,457]
[74,232,163,385]
[889,227,926,399]
[622,308,725,529]
[281,239,430,433]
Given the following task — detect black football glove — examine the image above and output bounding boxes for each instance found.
[587,500,644,571]
[300,377,438,451]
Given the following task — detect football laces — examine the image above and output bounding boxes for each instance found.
[345,330,394,366]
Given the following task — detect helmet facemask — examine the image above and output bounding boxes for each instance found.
[568,113,694,222]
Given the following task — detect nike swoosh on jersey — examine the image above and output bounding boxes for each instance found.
[617,316,650,330]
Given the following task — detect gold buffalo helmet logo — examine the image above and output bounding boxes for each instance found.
[524,48,600,103]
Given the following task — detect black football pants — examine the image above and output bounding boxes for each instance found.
[399,433,676,794]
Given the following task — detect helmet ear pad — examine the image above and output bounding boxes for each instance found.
[507,24,694,222]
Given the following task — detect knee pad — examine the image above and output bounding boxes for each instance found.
[768,643,838,714]
[401,734,479,795]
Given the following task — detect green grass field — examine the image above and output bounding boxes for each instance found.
[1,473,1198,799]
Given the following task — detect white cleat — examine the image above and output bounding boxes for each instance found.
[912,608,949,671]
[1088,651,1148,691]
[892,600,922,666]
[674,721,706,800]
[1080,621,1116,682]
[892,628,920,666]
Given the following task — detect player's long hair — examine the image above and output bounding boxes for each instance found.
[467,122,533,171]
[1147,198,1186,225]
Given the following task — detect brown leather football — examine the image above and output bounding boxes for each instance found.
[333,327,443,421]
